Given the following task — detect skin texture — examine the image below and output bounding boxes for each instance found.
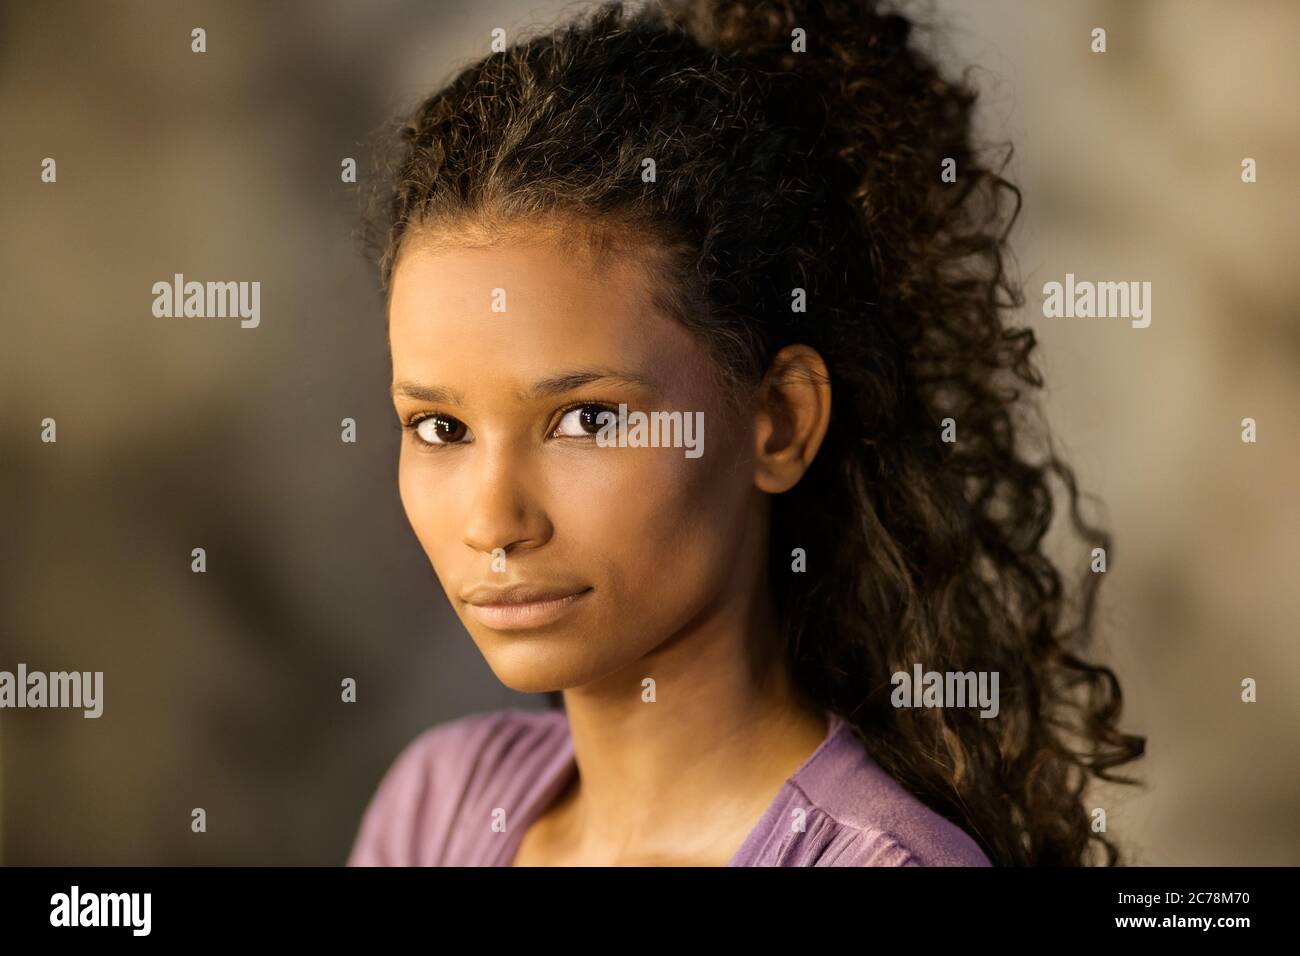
[388,221,834,865]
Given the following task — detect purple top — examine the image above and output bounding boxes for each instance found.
[347,707,991,866]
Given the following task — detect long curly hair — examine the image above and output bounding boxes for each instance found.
[366,0,1146,865]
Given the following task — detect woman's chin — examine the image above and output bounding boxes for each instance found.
[476,643,586,695]
[476,637,631,697]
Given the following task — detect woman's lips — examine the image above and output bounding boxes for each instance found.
[462,587,592,630]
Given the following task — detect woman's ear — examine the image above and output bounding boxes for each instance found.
[752,344,832,494]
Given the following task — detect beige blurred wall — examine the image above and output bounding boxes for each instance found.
[0,0,1296,865]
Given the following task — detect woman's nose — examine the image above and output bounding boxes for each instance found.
[459,447,552,558]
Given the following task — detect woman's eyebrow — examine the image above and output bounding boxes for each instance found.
[390,368,654,407]
[525,367,654,399]
[390,381,465,406]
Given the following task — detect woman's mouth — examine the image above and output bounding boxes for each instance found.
[460,585,593,631]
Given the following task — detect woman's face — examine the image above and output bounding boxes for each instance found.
[387,225,764,694]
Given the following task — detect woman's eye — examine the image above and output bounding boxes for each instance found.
[412,414,471,445]
[553,404,614,438]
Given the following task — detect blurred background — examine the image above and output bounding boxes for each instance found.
[0,0,1296,865]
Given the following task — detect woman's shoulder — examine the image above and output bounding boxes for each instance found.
[346,707,568,866]
[389,707,568,772]
[735,714,993,867]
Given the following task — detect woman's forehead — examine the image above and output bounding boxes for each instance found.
[387,238,714,406]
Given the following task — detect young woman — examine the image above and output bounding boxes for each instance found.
[347,0,1145,867]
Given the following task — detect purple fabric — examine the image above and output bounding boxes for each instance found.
[347,707,991,866]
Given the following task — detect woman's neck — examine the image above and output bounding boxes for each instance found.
[547,611,829,865]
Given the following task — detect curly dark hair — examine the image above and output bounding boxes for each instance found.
[365,0,1146,865]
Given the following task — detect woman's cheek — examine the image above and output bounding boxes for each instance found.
[544,449,640,553]
[562,446,725,580]
[397,450,460,566]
